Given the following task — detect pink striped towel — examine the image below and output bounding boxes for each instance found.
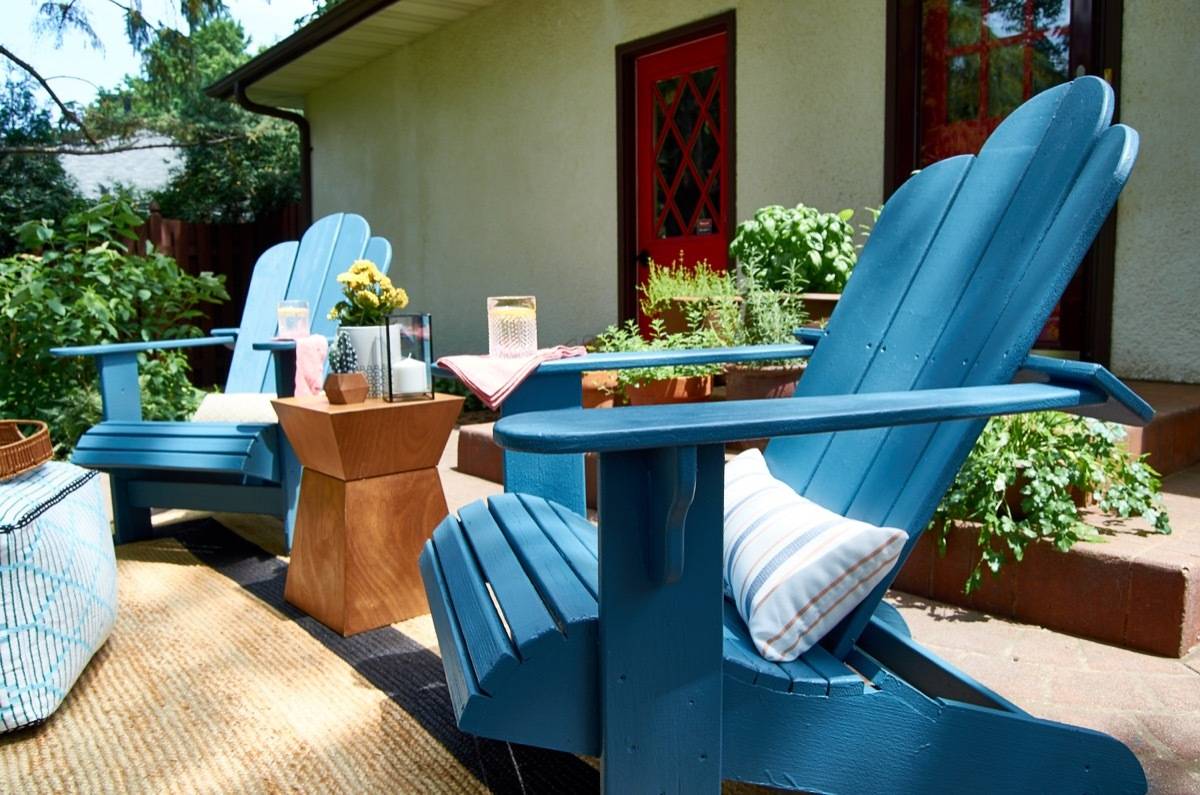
[437,346,588,410]
[293,334,329,398]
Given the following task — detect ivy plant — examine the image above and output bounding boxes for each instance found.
[934,411,1171,592]
[0,195,228,453]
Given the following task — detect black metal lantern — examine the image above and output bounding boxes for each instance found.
[383,312,434,402]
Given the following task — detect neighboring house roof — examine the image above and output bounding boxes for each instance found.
[206,0,497,109]
[59,134,182,198]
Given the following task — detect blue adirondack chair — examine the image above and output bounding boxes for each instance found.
[50,213,392,551]
[419,78,1152,793]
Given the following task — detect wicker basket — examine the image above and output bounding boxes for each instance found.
[0,420,53,481]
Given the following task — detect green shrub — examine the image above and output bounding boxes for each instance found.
[0,196,228,453]
[934,411,1171,592]
[728,204,859,292]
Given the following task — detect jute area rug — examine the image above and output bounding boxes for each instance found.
[0,516,775,794]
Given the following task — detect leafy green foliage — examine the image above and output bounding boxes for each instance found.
[0,196,228,453]
[328,331,358,374]
[638,256,736,317]
[589,319,724,390]
[729,204,859,292]
[84,17,300,222]
[934,411,1171,592]
[295,0,347,28]
[0,71,85,255]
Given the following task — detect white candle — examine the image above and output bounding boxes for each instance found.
[391,356,428,395]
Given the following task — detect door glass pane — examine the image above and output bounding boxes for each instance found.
[948,0,980,46]
[1034,0,1070,30]
[693,66,716,98]
[985,0,1025,38]
[988,44,1025,117]
[675,166,700,233]
[1032,30,1070,92]
[947,54,980,122]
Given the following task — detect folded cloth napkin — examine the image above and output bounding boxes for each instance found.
[437,346,588,410]
[294,334,329,397]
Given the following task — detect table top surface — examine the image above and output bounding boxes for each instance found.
[271,393,463,416]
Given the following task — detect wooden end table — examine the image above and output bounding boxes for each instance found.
[271,394,464,636]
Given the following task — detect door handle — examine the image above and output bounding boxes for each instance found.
[635,249,650,271]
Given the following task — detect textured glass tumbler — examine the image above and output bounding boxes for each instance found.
[487,296,538,358]
[276,300,310,339]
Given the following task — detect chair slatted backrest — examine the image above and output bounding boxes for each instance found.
[762,77,1139,655]
[223,213,392,394]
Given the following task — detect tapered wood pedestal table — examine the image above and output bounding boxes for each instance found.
[272,394,464,636]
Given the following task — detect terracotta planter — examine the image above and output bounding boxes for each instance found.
[800,292,841,327]
[652,296,741,336]
[582,371,619,409]
[1004,475,1094,520]
[725,365,804,451]
[324,372,368,405]
[725,364,804,401]
[626,375,713,406]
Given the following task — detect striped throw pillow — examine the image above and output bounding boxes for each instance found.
[724,449,908,662]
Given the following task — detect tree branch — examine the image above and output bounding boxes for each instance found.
[0,44,98,145]
[0,135,244,156]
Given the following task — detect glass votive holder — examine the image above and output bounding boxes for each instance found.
[487,296,537,358]
[276,300,310,339]
[383,312,434,402]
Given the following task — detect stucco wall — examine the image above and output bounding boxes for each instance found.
[1109,6,1200,383]
[307,0,886,357]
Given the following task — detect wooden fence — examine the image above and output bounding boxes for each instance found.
[134,203,303,387]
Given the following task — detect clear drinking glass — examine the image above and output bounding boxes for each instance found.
[276,300,310,339]
[487,296,538,358]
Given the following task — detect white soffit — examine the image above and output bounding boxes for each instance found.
[246,0,497,108]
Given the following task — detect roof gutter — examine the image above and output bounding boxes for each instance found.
[235,81,312,228]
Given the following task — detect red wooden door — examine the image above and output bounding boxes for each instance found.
[635,32,730,332]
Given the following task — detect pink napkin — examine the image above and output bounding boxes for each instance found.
[437,346,588,410]
[293,334,329,397]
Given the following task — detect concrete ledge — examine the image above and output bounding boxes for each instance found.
[893,521,1199,658]
[457,422,598,507]
[1124,380,1200,476]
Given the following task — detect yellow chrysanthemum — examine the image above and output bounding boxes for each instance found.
[358,290,380,307]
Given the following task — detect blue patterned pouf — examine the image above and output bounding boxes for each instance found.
[0,462,116,731]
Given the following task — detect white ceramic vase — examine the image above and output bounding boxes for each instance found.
[339,324,401,398]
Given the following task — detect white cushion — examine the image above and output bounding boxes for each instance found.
[192,392,278,424]
[724,449,908,662]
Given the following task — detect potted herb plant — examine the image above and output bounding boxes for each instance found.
[324,332,368,404]
[728,204,874,326]
[326,259,409,396]
[590,319,722,406]
[638,254,739,335]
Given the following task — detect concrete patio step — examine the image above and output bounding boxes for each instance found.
[1123,380,1200,476]
[893,462,1200,658]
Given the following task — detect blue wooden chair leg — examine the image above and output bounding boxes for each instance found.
[596,444,726,795]
[109,474,153,544]
[279,441,302,553]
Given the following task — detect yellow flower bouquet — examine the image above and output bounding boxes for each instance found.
[326,259,409,325]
